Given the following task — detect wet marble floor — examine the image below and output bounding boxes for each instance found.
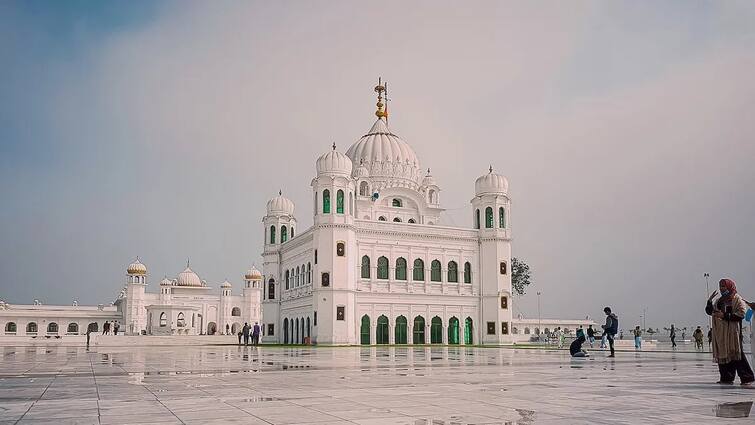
[0,345,753,424]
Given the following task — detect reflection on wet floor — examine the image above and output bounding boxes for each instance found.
[715,401,753,418]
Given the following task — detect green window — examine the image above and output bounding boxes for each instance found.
[430,316,443,343]
[413,259,424,281]
[413,316,426,344]
[499,207,506,228]
[395,316,408,344]
[447,261,458,283]
[448,317,460,345]
[360,315,370,345]
[376,315,389,344]
[485,207,494,228]
[463,262,472,284]
[475,209,480,229]
[361,256,371,279]
[323,189,331,214]
[430,260,442,282]
[336,190,344,214]
[377,256,389,279]
[464,317,473,344]
[392,198,402,207]
[269,225,276,244]
[281,225,288,242]
[395,257,407,280]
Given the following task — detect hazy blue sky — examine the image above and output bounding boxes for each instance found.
[2,1,754,330]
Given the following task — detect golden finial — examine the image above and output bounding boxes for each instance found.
[374,77,387,119]
[489,165,493,173]
[332,142,336,151]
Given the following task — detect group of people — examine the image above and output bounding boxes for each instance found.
[238,322,260,346]
[102,321,119,335]
[570,307,619,358]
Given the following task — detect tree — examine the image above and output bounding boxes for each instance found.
[511,257,532,296]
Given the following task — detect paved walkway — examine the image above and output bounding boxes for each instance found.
[0,345,753,424]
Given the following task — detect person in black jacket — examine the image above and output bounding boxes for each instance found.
[601,307,619,357]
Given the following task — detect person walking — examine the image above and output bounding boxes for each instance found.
[586,325,596,348]
[601,307,619,357]
[86,327,92,348]
[226,324,230,335]
[669,324,677,349]
[705,278,754,385]
[114,322,120,336]
[102,321,109,335]
[693,326,704,350]
[237,329,243,345]
[252,322,260,346]
[633,326,643,350]
[242,322,250,346]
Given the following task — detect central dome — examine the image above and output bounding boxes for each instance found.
[176,266,203,287]
[345,118,422,187]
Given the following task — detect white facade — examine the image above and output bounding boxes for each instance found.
[260,82,515,345]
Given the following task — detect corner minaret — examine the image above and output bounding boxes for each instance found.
[243,265,263,328]
[124,258,147,335]
[261,191,294,342]
[472,167,513,344]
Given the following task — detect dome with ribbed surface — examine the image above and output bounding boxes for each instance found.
[176,266,203,287]
[220,279,232,288]
[159,277,173,286]
[266,193,295,216]
[245,265,262,280]
[316,146,352,176]
[346,118,422,187]
[475,168,509,195]
[127,258,147,275]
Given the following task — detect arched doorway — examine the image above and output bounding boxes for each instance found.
[295,318,300,344]
[448,317,460,345]
[430,316,443,344]
[376,315,389,344]
[283,318,289,344]
[395,315,408,344]
[464,317,473,344]
[360,315,370,345]
[306,317,311,339]
[207,322,217,335]
[88,322,99,333]
[413,316,425,344]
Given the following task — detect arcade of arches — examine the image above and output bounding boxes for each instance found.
[360,314,474,345]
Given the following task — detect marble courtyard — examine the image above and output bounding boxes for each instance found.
[1,344,753,424]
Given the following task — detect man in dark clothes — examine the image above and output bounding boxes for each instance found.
[586,325,596,347]
[237,330,243,345]
[252,322,260,346]
[242,322,250,346]
[570,335,588,357]
[601,307,619,357]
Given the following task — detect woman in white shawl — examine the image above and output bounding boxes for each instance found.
[706,278,754,385]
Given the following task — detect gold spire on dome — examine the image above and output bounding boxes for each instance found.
[374,77,387,119]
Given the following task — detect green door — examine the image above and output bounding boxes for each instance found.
[376,315,389,344]
[431,317,443,344]
[413,316,425,344]
[395,316,408,344]
[360,315,370,345]
[464,317,473,345]
[448,317,460,345]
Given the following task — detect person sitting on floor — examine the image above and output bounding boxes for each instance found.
[570,334,589,357]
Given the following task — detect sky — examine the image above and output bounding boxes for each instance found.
[1,1,754,330]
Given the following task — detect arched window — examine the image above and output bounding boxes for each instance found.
[464,262,472,283]
[395,257,407,280]
[231,307,241,316]
[413,316,425,344]
[307,263,311,284]
[269,225,276,244]
[283,318,289,344]
[336,242,345,257]
[430,316,443,343]
[5,322,17,333]
[524,327,530,335]
[413,259,425,281]
[67,323,78,334]
[485,207,494,228]
[392,198,402,207]
[336,189,344,214]
[323,189,331,214]
[159,313,167,327]
[296,266,300,286]
[475,209,480,229]
[360,315,371,345]
[349,192,353,216]
[47,322,58,333]
[177,313,185,327]
[447,261,458,283]
[377,256,389,279]
[393,217,401,222]
[430,260,442,282]
[359,181,369,196]
[378,216,386,221]
[268,278,275,300]
[448,317,460,344]
[408,218,416,224]
[281,225,288,242]
[395,315,408,344]
[429,189,436,204]
[26,322,37,333]
[499,207,506,228]
[285,270,290,290]
[88,322,98,332]
[376,315,389,344]
[464,317,474,344]
[291,227,294,238]
[361,256,371,279]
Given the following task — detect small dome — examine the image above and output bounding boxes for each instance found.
[159,277,173,286]
[220,279,232,288]
[422,168,437,187]
[176,266,203,287]
[245,265,262,280]
[266,192,295,216]
[127,258,147,275]
[475,167,509,195]
[354,159,369,178]
[316,144,353,176]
